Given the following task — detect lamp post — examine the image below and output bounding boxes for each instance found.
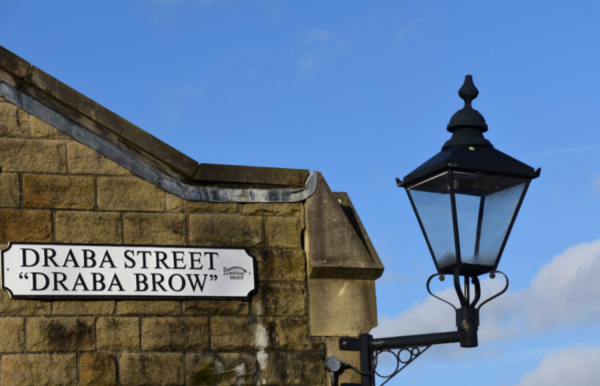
[325,75,540,386]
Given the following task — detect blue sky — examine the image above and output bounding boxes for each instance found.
[3,1,600,385]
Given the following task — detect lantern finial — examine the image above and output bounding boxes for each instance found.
[458,75,479,107]
[444,75,491,148]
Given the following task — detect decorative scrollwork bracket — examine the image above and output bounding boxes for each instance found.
[326,270,510,386]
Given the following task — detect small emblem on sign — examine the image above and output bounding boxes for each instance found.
[223,266,248,280]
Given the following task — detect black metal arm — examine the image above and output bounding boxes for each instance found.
[325,271,509,386]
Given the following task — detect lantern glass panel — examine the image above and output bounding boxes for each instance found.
[407,172,456,269]
[452,172,527,269]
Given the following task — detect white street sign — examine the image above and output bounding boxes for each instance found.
[1,243,257,299]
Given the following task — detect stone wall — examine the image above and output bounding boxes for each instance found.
[0,96,325,385]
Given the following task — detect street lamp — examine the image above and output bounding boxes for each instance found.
[325,75,540,386]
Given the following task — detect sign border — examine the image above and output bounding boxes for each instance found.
[1,242,259,301]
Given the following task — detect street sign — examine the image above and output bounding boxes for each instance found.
[1,243,257,299]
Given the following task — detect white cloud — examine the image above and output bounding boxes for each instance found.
[155,84,203,123]
[304,28,330,43]
[517,347,600,386]
[529,145,600,158]
[396,19,420,40]
[594,174,600,195]
[296,28,349,77]
[374,239,600,344]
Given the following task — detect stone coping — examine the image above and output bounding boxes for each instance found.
[0,45,307,187]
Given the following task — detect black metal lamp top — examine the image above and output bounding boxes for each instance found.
[398,75,540,277]
[401,75,540,187]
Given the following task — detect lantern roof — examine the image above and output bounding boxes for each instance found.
[401,76,540,187]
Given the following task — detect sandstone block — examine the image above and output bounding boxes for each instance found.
[118,300,180,315]
[0,289,50,315]
[23,174,95,209]
[52,300,115,315]
[0,103,28,137]
[0,138,66,173]
[67,141,130,175]
[186,353,256,386]
[243,202,303,217]
[29,114,69,139]
[264,216,303,249]
[97,177,165,211]
[250,249,306,281]
[80,353,117,386]
[261,352,324,385]
[1,354,77,386]
[309,279,378,336]
[167,194,239,213]
[0,209,52,243]
[211,317,270,351]
[123,213,186,245]
[97,317,140,351]
[252,283,306,316]
[183,299,248,315]
[26,317,95,352]
[273,317,323,351]
[0,173,20,207]
[119,353,184,386]
[142,317,209,351]
[0,318,24,353]
[189,214,263,248]
[55,211,122,244]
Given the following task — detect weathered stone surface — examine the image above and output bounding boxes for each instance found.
[80,353,117,386]
[243,202,303,217]
[97,177,165,211]
[0,209,52,242]
[67,141,130,175]
[1,354,77,386]
[53,300,115,315]
[0,103,28,137]
[0,138,66,173]
[264,216,303,249]
[142,317,209,351]
[0,46,30,78]
[305,174,384,279]
[326,337,361,385]
[29,114,69,139]
[309,279,378,336]
[97,317,140,351]
[193,163,308,186]
[55,211,122,244]
[252,283,306,316]
[183,299,248,315]
[186,353,256,386]
[261,352,324,385]
[0,289,50,315]
[119,353,184,386]
[250,249,306,282]
[273,317,323,351]
[189,214,263,248]
[0,318,24,353]
[211,317,268,351]
[0,172,20,207]
[26,317,95,351]
[23,174,95,209]
[167,194,239,213]
[124,213,186,245]
[118,300,180,315]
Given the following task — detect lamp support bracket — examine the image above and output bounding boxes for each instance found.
[335,332,460,386]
